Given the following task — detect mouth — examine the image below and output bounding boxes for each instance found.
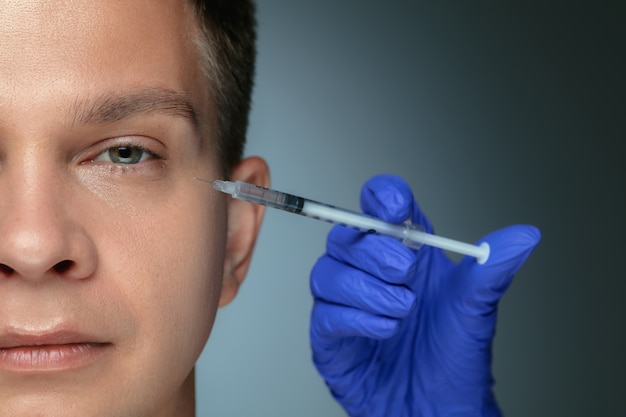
[0,331,112,373]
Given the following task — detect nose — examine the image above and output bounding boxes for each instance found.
[0,171,97,282]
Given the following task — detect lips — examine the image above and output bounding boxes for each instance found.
[0,330,103,349]
[0,330,111,372]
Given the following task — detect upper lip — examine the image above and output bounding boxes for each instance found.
[0,330,105,349]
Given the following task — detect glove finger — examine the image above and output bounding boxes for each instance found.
[453,224,541,319]
[311,254,417,318]
[310,302,384,405]
[326,225,418,285]
[360,174,434,233]
[310,300,401,344]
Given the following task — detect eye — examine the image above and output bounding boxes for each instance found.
[94,145,155,164]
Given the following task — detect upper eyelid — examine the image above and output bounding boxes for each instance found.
[100,135,162,150]
[99,144,155,155]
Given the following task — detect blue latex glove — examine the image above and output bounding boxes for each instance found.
[310,175,541,417]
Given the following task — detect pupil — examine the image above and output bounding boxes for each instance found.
[118,147,132,159]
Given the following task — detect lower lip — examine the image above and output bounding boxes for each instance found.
[0,343,110,372]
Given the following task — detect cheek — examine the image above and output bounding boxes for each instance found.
[101,190,228,384]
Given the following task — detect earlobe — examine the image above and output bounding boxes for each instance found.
[219,156,269,307]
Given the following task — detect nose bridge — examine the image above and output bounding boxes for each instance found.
[0,153,96,281]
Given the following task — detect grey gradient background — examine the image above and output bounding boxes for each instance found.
[196,2,625,416]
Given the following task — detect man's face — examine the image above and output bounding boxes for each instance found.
[0,1,264,416]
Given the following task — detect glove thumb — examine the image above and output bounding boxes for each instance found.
[453,224,541,317]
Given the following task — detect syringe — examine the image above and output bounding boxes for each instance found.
[204,179,490,264]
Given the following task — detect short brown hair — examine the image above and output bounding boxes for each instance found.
[188,0,257,175]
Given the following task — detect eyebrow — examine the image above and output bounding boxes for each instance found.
[72,87,199,126]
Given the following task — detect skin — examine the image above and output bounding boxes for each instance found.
[0,1,268,416]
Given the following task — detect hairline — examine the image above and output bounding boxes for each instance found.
[185,1,257,178]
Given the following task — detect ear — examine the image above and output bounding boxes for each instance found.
[219,156,269,307]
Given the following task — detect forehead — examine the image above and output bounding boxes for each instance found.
[0,0,210,121]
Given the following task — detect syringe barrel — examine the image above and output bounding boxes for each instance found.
[210,179,490,263]
[233,182,305,213]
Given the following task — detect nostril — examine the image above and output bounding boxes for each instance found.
[0,263,14,275]
[54,260,74,273]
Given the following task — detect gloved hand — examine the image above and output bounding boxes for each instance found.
[310,174,541,417]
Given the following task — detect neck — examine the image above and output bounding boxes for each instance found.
[155,368,196,417]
